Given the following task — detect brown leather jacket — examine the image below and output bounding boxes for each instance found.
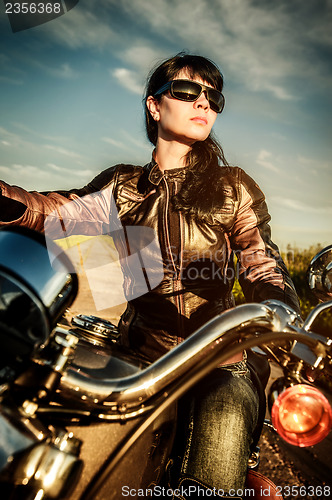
[0,161,300,361]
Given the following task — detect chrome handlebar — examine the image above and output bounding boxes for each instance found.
[58,300,331,414]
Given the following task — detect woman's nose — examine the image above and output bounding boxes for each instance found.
[194,91,210,111]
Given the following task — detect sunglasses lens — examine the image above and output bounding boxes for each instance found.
[172,80,201,101]
[208,89,225,113]
[171,80,224,113]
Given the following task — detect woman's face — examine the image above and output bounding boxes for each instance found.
[147,69,219,147]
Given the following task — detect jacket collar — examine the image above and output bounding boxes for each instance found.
[147,156,189,186]
[147,160,164,185]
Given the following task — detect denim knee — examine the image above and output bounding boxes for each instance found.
[180,359,260,492]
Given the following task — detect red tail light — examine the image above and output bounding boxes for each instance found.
[271,384,332,447]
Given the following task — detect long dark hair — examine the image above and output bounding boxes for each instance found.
[144,52,229,220]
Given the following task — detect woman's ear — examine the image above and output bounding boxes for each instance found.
[146,96,160,122]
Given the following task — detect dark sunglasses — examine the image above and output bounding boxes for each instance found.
[153,79,225,114]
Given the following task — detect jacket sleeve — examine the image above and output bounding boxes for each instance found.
[0,166,120,238]
[229,168,301,314]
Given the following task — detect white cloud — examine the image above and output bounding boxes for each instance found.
[39,62,79,79]
[0,76,23,85]
[0,166,10,174]
[112,68,143,95]
[256,83,296,102]
[44,9,116,50]
[10,164,50,178]
[0,52,25,85]
[0,163,94,189]
[102,137,126,149]
[120,45,166,72]
[27,0,331,101]
[256,150,280,173]
[121,130,151,151]
[111,45,169,96]
[115,0,332,98]
[47,163,93,178]
[52,62,78,79]
[12,123,67,142]
[44,144,83,159]
[297,155,331,172]
[102,132,151,153]
[271,196,332,215]
[0,127,18,141]
[0,127,38,151]
[73,169,94,178]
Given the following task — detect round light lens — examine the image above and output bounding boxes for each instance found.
[271,384,332,447]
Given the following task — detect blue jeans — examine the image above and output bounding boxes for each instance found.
[178,357,259,494]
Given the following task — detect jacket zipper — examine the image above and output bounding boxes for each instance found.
[163,177,185,340]
[163,179,177,275]
[177,190,185,339]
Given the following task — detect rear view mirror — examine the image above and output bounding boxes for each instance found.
[307,245,332,301]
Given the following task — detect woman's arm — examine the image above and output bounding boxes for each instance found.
[0,166,120,237]
[230,168,301,314]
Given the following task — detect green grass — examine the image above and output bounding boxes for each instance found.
[232,244,332,337]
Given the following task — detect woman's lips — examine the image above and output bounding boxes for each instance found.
[191,116,208,125]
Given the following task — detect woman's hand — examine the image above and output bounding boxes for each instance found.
[0,191,26,222]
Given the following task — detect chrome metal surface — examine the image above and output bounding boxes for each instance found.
[262,299,302,327]
[60,303,272,406]
[0,227,78,330]
[303,300,332,331]
[32,327,79,374]
[0,227,78,381]
[7,431,82,498]
[59,301,319,414]
[0,403,50,472]
[71,314,120,347]
[307,244,332,301]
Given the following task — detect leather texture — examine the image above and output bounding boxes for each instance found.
[246,469,284,499]
[0,161,300,361]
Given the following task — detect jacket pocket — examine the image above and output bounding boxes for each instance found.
[119,187,156,203]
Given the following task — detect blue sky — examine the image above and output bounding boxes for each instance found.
[0,0,331,250]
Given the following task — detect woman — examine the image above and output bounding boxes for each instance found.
[0,53,300,497]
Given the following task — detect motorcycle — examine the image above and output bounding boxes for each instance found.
[0,226,331,499]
